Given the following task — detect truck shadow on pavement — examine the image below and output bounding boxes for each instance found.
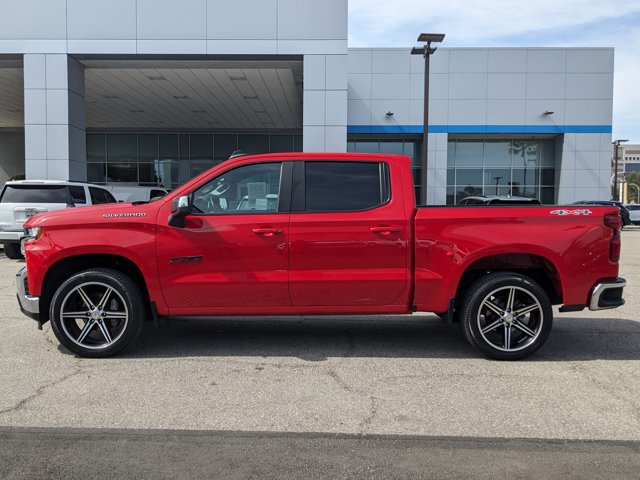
[112,315,640,362]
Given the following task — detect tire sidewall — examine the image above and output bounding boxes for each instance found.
[4,242,23,259]
[49,269,144,357]
[462,272,553,360]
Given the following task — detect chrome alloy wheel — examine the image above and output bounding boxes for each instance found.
[476,286,544,352]
[59,281,129,350]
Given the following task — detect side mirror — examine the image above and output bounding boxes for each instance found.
[169,195,191,228]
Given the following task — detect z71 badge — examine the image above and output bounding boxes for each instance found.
[550,209,592,216]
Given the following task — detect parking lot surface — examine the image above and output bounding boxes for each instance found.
[1,228,640,477]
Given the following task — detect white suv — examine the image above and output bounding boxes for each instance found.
[0,180,117,259]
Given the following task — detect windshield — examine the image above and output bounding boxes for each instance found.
[0,185,69,203]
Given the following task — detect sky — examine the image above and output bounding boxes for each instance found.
[348,0,640,143]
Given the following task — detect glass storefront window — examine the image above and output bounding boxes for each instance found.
[484,140,511,167]
[238,134,269,155]
[455,141,483,167]
[269,135,294,153]
[138,134,158,163]
[447,137,557,204]
[87,134,105,162]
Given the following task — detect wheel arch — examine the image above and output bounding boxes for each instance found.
[455,253,563,313]
[39,254,151,324]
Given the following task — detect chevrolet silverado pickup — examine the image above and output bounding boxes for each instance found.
[16,153,626,360]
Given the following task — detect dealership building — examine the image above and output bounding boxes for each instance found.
[0,0,615,204]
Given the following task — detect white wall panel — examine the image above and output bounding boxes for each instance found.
[566,74,613,99]
[347,99,371,125]
[325,55,347,90]
[488,50,527,72]
[566,49,614,73]
[448,99,486,124]
[304,55,326,91]
[449,50,488,73]
[526,49,566,73]
[0,0,66,40]
[348,50,372,74]
[348,74,372,100]
[137,0,207,40]
[372,50,410,74]
[565,99,613,125]
[526,74,566,99]
[277,0,347,40]
[486,100,526,125]
[67,0,136,40]
[207,0,277,39]
[371,100,410,125]
[449,74,487,99]
[371,74,410,100]
[487,74,526,99]
[325,90,347,125]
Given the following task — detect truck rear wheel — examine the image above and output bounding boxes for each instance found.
[49,268,145,357]
[4,242,23,259]
[460,272,553,360]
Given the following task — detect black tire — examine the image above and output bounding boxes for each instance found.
[49,268,145,357]
[460,272,553,360]
[4,242,23,259]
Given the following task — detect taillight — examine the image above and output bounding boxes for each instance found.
[605,213,621,262]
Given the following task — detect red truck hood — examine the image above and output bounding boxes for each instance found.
[23,201,163,229]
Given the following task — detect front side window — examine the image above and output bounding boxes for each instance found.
[304,162,388,212]
[192,162,282,215]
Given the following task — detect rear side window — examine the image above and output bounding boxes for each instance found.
[89,187,116,205]
[0,185,69,204]
[304,162,388,212]
[69,186,87,205]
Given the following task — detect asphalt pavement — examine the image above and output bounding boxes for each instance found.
[1,227,640,478]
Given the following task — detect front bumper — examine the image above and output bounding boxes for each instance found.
[16,266,40,321]
[589,277,626,311]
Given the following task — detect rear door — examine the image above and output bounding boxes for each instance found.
[288,160,410,307]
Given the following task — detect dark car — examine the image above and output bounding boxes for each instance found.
[458,195,542,205]
[571,200,631,226]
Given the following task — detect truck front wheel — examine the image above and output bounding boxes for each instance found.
[49,268,145,357]
[460,272,553,360]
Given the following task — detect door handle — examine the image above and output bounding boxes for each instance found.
[369,226,400,235]
[252,227,283,235]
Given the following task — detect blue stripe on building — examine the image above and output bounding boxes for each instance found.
[346,125,613,135]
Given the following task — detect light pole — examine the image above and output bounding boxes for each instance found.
[411,33,445,205]
[612,139,628,200]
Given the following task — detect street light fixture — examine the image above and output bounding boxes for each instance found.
[411,32,445,205]
[612,139,629,200]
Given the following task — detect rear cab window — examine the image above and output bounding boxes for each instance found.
[0,185,70,204]
[298,161,390,212]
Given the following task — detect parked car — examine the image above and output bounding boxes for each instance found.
[0,180,116,259]
[625,204,640,225]
[17,153,625,360]
[571,200,631,226]
[458,195,542,205]
[106,186,169,203]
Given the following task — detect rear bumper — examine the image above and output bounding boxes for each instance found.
[589,277,626,311]
[16,266,39,321]
[0,231,23,242]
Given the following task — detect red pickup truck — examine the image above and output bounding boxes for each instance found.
[16,153,626,360]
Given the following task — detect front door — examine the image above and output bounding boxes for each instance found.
[156,161,291,312]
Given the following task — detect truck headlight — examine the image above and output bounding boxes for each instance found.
[23,227,43,242]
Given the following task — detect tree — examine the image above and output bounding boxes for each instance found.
[626,171,640,204]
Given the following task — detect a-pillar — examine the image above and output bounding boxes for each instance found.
[23,54,86,180]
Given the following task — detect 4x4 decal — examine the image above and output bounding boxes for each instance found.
[550,209,592,216]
